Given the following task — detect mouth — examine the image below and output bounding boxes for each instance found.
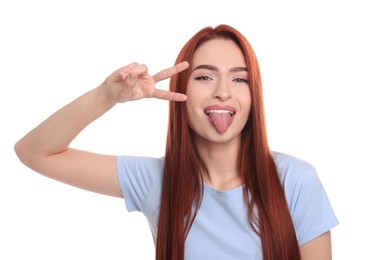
[204,106,236,134]
[205,109,235,117]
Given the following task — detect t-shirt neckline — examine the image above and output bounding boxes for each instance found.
[203,183,244,197]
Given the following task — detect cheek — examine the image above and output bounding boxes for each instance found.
[185,89,205,128]
[244,95,252,111]
[238,88,252,118]
[235,86,251,105]
[185,98,199,125]
[186,81,198,98]
[185,91,195,123]
[186,84,205,108]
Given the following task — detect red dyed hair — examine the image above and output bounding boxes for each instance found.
[156,24,300,260]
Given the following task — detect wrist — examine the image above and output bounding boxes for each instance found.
[95,82,118,109]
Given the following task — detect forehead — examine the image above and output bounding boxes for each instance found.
[192,38,246,68]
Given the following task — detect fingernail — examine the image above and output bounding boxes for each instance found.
[120,71,129,80]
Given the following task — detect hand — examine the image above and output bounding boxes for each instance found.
[103,61,189,103]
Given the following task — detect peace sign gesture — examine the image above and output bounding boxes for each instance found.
[104,61,189,103]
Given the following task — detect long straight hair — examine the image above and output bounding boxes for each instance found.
[156,24,301,260]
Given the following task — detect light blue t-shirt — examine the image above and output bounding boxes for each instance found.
[117,152,338,259]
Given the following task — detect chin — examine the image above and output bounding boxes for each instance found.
[194,129,242,144]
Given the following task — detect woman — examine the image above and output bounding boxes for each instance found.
[15,24,338,260]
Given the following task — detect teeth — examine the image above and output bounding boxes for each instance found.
[206,110,234,115]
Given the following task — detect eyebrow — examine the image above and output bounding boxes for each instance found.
[191,64,248,73]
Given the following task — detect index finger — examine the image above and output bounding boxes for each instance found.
[152,61,189,83]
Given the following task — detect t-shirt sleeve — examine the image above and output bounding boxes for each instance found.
[116,155,163,213]
[281,161,339,245]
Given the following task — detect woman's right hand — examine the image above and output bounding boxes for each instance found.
[103,61,189,103]
[14,61,190,198]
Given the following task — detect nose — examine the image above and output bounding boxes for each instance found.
[212,79,232,100]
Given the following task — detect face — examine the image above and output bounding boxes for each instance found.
[186,38,251,144]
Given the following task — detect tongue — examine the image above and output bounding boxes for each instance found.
[208,113,232,134]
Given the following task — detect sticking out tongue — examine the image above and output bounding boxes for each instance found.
[208,112,233,134]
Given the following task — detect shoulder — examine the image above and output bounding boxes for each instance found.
[272,151,317,187]
[116,155,164,194]
[272,151,315,173]
[116,156,164,213]
[272,151,324,203]
[117,155,164,174]
[272,152,339,245]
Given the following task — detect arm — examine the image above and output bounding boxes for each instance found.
[14,62,189,198]
[300,231,333,260]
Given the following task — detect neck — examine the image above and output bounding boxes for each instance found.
[193,134,243,191]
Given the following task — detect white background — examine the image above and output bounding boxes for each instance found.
[1,0,365,259]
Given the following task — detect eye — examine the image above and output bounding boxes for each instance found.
[194,75,213,81]
[233,77,249,83]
